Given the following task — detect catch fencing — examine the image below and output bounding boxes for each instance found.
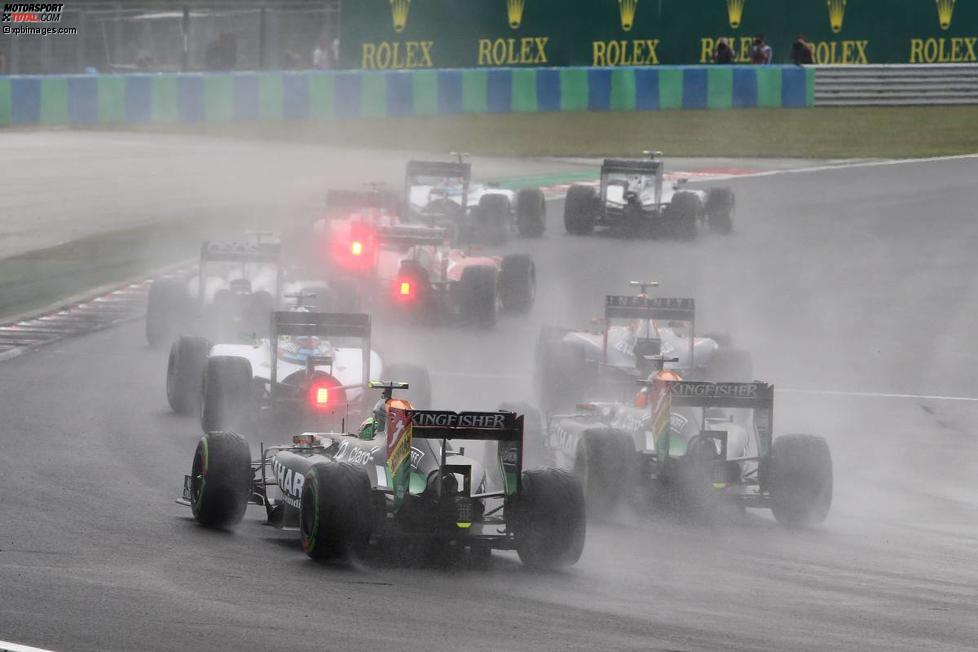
[0,65,814,126]
[814,64,978,105]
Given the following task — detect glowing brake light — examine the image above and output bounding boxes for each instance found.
[308,381,337,411]
[315,386,329,405]
[399,281,412,296]
[351,240,363,256]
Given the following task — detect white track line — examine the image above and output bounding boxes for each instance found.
[778,388,978,402]
[0,641,58,652]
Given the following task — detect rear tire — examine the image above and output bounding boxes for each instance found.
[705,187,735,234]
[535,327,593,414]
[458,265,499,328]
[499,254,535,312]
[189,431,252,528]
[573,429,632,516]
[564,185,597,235]
[513,469,586,570]
[299,462,372,561]
[664,191,700,240]
[166,336,211,415]
[770,434,833,527]
[383,363,432,409]
[201,356,254,433]
[477,194,511,245]
[516,188,546,237]
[146,278,189,348]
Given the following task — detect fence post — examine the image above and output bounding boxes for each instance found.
[181,5,190,72]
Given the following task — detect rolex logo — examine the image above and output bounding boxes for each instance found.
[826,0,847,33]
[618,0,638,31]
[935,0,955,30]
[726,0,745,29]
[507,0,525,29]
[390,0,411,32]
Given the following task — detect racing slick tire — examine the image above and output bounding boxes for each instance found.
[146,278,189,348]
[769,434,833,528]
[707,347,754,383]
[201,356,254,434]
[663,191,700,240]
[499,401,546,467]
[189,431,252,528]
[383,363,432,409]
[535,327,595,414]
[574,428,632,516]
[516,187,546,237]
[564,185,597,235]
[499,254,536,313]
[299,462,372,561]
[477,194,511,245]
[513,468,586,570]
[705,187,735,235]
[459,265,499,328]
[166,336,211,415]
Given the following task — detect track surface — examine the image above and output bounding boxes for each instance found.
[1,145,977,651]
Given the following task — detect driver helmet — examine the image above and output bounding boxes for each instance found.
[358,417,375,440]
[372,398,388,432]
[633,368,683,408]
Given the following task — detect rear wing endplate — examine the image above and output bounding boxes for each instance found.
[605,295,695,322]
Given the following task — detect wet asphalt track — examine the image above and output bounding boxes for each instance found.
[1,147,977,651]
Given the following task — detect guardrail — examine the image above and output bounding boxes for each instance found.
[814,64,978,106]
[0,66,813,127]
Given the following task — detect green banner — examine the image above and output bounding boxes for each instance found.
[340,0,978,68]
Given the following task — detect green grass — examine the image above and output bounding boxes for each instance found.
[121,106,978,159]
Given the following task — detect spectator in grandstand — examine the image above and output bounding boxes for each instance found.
[713,37,734,64]
[790,35,815,65]
[313,36,331,69]
[749,34,773,64]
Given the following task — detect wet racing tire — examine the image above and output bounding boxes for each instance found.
[664,191,700,240]
[705,187,735,235]
[189,431,252,528]
[516,187,546,237]
[769,434,833,528]
[513,468,586,570]
[299,462,372,561]
[459,265,499,328]
[166,336,211,415]
[383,363,432,409]
[477,194,511,245]
[573,428,632,516]
[146,278,189,348]
[499,254,536,312]
[564,185,597,235]
[200,355,254,434]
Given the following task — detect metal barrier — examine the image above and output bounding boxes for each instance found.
[814,64,978,106]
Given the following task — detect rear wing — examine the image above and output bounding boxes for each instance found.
[669,381,774,456]
[600,158,662,175]
[405,160,472,182]
[605,295,695,321]
[325,189,396,214]
[200,241,280,264]
[268,311,371,402]
[375,224,448,247]
[408,409,524,498]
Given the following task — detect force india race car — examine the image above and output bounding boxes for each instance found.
[167,307,430,437]
[563,152,735,239]
[179,382,586,569]
[536,282,753,414]
[538,372,833,528]
[286,188,536,328]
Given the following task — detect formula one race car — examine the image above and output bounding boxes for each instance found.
[563,152,735,239]
[405,156,547,241]
[179,383,586,569]
[146,240,282,348]
[285,188,536,328]
[538,371,833,527]
[168,307,430,435]
[536,282,752,413]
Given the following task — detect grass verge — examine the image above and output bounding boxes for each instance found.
[123,105,978,159]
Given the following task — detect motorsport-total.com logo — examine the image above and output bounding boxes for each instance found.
[2,2,64,22]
